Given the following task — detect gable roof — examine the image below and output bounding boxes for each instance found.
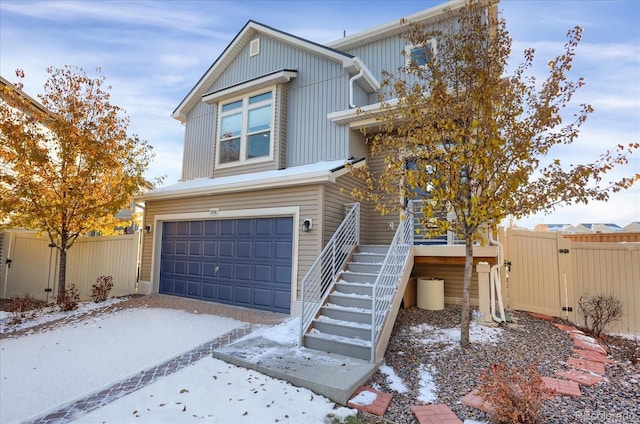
[172,20,379,122]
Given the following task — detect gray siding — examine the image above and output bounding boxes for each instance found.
[181,101,216,180]
[141,185,323,299]
[179,33,353,181]
[364,151,398,245]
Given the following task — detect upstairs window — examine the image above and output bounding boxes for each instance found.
[217,89,273,165]
[406,38,437,67]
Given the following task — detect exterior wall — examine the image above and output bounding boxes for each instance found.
[505,228,640,338]
[181,101,216,181]
[322,174,369,246]
[179,34,354,182]
[140,185,324,299]
[411,263,480,305]
[1,230,139,301]
[363,148,398,245]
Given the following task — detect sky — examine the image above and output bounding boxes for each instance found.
[1,0,638,229]
[0,300,498,423]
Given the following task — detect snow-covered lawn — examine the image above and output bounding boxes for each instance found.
[0,305,356,424]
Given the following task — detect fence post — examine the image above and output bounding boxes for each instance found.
[476,262,492,323]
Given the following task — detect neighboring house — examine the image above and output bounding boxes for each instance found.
[533,223,585,234]
[136,0,499,362]
[625,222,640,232]
[576,223,625,233]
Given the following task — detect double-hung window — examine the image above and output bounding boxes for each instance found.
[218,89,273,165]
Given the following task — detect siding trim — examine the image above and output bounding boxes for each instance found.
[150,206,300,312]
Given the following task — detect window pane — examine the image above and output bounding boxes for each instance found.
[221,100,242,112]
[248,105,271,133]
[247,132,270,158]
[411,46,431,66]
[249,92,272,104]
[220,138,240,163]
[220,113,241,138]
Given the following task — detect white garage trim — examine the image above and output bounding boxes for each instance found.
[150,207,300,314]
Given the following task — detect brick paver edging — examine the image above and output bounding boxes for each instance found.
[27,325,254,424]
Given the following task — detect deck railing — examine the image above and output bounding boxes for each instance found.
[409,200,465,245]
[300,203,360,345]
[370,209,413,362]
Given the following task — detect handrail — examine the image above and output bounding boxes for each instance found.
[409,199,465,245]
[370,209,413,362]
[300,203,360,346]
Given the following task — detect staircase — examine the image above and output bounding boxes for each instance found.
[303,245,388,361]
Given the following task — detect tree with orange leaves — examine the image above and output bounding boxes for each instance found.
[0,66,154,304]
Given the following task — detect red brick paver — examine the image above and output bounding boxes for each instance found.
[555,370,605,387]
[552,323,579,332]
[461,389,494,414]
[411,404,462,424]
[348,386,393,416]
[572,348,614,364]
[567,357,606,375]
[542,377,582,396]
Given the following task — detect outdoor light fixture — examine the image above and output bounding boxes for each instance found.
[302,219,312,232]
[145,225,153,233]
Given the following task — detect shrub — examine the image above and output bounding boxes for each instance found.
[578,293,623,338]
[91,275,114,303]
[10,294,38,324]
[477,363,553,424]
[62,284,80,311]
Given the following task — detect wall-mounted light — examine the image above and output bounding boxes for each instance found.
[302,219,313,232]
[145,225,153,233]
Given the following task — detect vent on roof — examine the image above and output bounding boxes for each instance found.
[250,38,260,57]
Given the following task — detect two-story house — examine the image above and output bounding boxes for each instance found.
[137,0,500,362]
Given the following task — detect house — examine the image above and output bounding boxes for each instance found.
[576,223,625,233]
[136,0,500,363]
[533,223,586,234]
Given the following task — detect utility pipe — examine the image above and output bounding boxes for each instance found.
[488,229,506,323]
[349,69,365,109]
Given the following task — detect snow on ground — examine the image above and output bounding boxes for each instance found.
[75,356,356,424]
[0,308,242,423]
[379,363,409,394]
[348,390,378,407]
[0,297,127,334]
[416,364,437,403]
[411,321,503,350]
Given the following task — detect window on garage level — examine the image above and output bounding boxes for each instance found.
[217,89,273,165]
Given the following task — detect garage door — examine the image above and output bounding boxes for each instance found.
[160,217,293,313]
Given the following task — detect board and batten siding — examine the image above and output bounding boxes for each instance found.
[140,185,323,299]
[182,101,216,181]
[180,33,353,181]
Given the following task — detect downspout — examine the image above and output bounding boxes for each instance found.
[488,228,506,322]
[349,69,365,109]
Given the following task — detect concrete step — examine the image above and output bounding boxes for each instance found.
[335,281,373,296]
[328,292,372,310]
[320,304,372,324]
[346,262,382,274]
[358,245,389,255]
[352,252,386,264]
[339,270,378,284]
[312,316,372,341]
[304,330,372,361]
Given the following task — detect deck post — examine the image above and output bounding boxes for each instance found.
[476,262,492,323]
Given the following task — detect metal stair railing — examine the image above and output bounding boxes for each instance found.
[300,203,360,346]
[370,209,413,362]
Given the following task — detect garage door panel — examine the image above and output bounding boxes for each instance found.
[218,284,233,302]
[187,281,201,297]
[275,241,292,259]
[236,242,252,258]
[160,217,292,313]
[202,282,216,299]
[235,286,251,305]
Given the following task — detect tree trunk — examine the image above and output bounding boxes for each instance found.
[460,238,474,348]
[56,238,68,304]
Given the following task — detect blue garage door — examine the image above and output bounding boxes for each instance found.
[160,217,293,313]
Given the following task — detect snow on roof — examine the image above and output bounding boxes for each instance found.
[138,159,362,201]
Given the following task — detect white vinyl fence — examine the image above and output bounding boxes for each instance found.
[0,230,140,302]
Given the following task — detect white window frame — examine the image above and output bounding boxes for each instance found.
[405,38,437,67]
[216,87,275,168]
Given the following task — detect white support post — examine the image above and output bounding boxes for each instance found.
[476,261,492,323]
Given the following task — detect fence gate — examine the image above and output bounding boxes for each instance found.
[504,229,576,321]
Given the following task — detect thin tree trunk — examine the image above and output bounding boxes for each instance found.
[460,238,473,348]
